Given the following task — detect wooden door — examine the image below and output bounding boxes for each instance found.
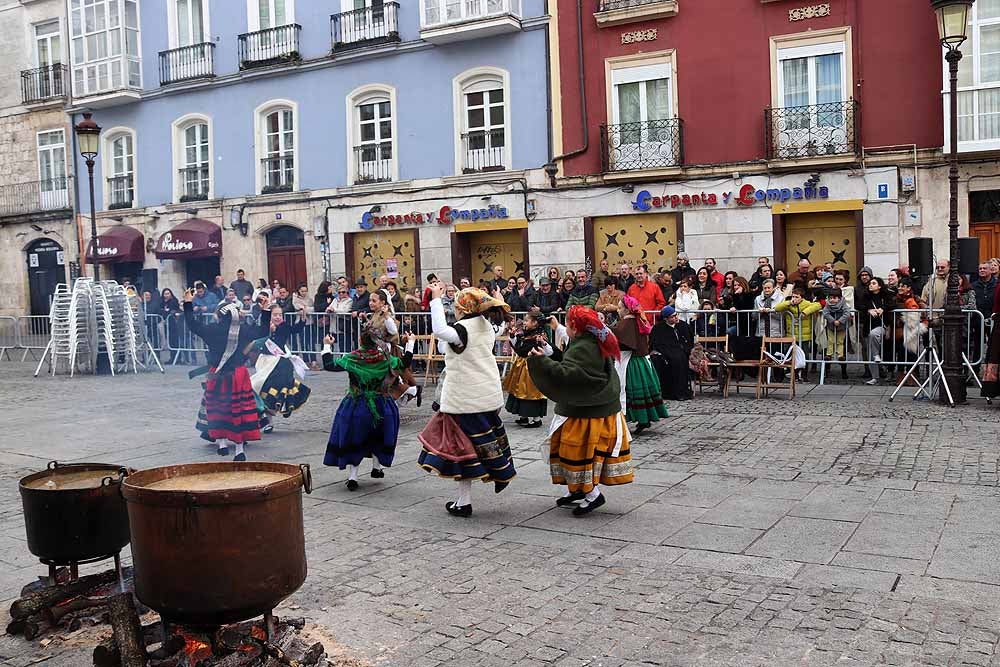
[784,213,857,278]
[267,247,306,290]
[971,222,1000,262]
[592,213,678,274]
[350,229,417,290]
[466,229,525,285]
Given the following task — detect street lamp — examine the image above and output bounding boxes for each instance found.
[932,0,974,404]
[75,112,102,281]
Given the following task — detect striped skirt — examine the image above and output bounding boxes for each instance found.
[418,410,517,483]
[196,366,262,444]
[549,414,633,493]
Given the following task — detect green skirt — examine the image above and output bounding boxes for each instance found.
[625,354,668,424]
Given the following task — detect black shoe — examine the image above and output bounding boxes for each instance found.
[415,385,423,408]
[525,420,543,428]
[371,468,385,479]
[217,446,229,457]
[494,481,509,494]
[515,417,529,425]
[572,494,606,517]
[556,491,586,507]
[634,423,651,435]
[346,479,359,491]
[431,401,440,412]
[262,423,274,434]
[445,501,472,517]
[233,452,246,462]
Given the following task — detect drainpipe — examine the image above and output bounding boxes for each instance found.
[544,0,588,188]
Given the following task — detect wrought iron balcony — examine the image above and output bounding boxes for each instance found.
[765,100,859,161]
[331,2,400,52]
[107,175,134,210]
[159,43,215,85]
[461,129,506,174]
[0,178,71,218]
[352,143,394,185]
[21,64,67,105]
[261,155,294,194]
[598,0,668,11]
[238,24,302,70]
[179,166,210,202]
[600,118,684,172]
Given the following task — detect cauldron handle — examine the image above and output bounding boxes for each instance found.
[47,460,59,470]
[300,464,313,494]
[103,468,129,489]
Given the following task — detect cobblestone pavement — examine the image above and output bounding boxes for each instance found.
[1,362,1000,666]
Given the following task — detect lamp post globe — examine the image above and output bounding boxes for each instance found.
[932,0,974,404]
[74,112,102,282]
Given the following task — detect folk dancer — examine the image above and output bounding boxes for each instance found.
[527,306,632,516]
[502,311,551,428]
[417,284,516,517]
[183,290,268,461]
[368,289,422,406]
[248,303,311,433]
[322,329,416,490]
[612,295,668,435]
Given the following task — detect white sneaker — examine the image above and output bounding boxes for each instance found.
[873,355,881,363]
[865,378,878,386]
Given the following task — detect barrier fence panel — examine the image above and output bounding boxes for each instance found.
[16,315,51,361]
[0,316,17,360]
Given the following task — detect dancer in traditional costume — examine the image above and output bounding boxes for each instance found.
[527,306,632,516]
[183,290,268,461]
[613,296,668,434]
[417,284,516,517]
[502,311,550,428]
[248,304,311,433]
[322,329,415,490]
[368,289,422,406]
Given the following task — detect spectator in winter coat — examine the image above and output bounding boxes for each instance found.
[595,277,624,326]
[777,288,823,380]
[972,263,996,320]
[822,288,852,378]
[704,258,725,294]
[506,276,537,312]
[627,265,666,316]
[591,259,612,290]
[534,278,562,316]
[754,279,784,337]
[230,270,254,300]
[566,272,599,310]
[674,279,700,324]
[670,253,696,290]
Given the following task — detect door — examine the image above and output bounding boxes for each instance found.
[184,256,220,290]
[784,213,858,278]
[610,64,674,169]
[172,0,210,79]
[350,229,417,290]
[34,21,62,99]
[971,222,1000,262]
[26,238,65,317]
[592,214,679,275]
[37,130,67,210]
[776,43,847,156]
[465,229,525,285]
[250,0,294,60]
[266,225,307,290]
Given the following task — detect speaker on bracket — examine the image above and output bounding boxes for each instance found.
[958,237,981,274]
[907,237,934,276]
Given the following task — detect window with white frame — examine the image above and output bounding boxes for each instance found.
[459,74,507,173]
[37,130,68,209]
[258,106,295,193]
[69,0,141,97]
[608,61,679,169]
[30,21,64,101]
[953,0,1000,149]
[181,122,210,201]
[421,0,519,28]
[105,131,135,209]
[36,21,62,67]
[251,0,294,29]
[353,93,393,184]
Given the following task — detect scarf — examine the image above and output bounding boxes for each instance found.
[622,295,652,335]
[335,346,402,422]
[567,305,620,360]
[212,303,243,377]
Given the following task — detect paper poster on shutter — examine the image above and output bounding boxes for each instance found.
[386,258,398,279]
[29,254,39,268]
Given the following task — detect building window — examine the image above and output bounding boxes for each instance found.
[421,0,519,28]
[456,69,510,174]
[250,0,294,29]
[37,130,68,209]
[104,130,135,209]
[36,21,62,67]
[349,85,396,185]
[172,115,211,203]
[953,0,1000,149]
[168,0,210,47]
[256,102,296,194]
[69,0,141,97]
[606,57,680,171]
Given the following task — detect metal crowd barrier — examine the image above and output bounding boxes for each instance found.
[0,316,17,360]
[15,315,51,361]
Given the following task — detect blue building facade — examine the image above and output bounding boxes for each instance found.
[71,0,550,292]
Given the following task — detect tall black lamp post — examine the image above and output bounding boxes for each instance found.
[932,0,974,404]
[75,112,102,281]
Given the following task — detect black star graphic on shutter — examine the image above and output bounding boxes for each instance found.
[483,261,494,274]
[514,260,525,273]
[831,249,847,265]
[645,230,659,244]
[605,232,620,247]
[796,251,811,261]
[363,246,373,258]
[392,244,404,257]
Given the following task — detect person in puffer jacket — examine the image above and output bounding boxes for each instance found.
[776,288,822,381]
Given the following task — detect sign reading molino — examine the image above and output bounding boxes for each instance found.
[631,183,830,212]
[360,204,510,230]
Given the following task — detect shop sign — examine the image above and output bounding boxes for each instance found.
[359,204,509,230]
[158,232,195,253]
[631,183,830,212]
[96,245,119,257]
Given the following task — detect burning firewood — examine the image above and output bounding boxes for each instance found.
[10,570,119,620]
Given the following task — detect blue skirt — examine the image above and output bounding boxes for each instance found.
[417,410,517,483]
[325,394,399,469]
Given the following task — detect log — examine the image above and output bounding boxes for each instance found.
[301,642,325,665]
[11,570,118,619]
[45,596,108,624]
[93,636,120,667]
[146,635,184,661]
[259,628,300,667]
[67,609,110,632]
[200,645,263,666]
[6,618,26,636]
[141,622,164,647]
[107,593,146,667]
[22,615,52,640]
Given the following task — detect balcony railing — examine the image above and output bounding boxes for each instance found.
[107,175,134,210]
[239,24,302,70]
[21,64,67,104]
[159,43,215,85]
[0,178,71,218]
[179,166,210,201]
[600,118,684,172]
[765,100,859,161]
[261,155,294,194]
[331,3,400,51]
[353,143,394,185]
[462,129,506,174]
[422,0,521,28]
[598,0,665,10]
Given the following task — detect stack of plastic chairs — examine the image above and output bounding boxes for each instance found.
[36,278,93,377]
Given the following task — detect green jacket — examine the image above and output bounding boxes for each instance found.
[527,334,620,418]
[775,298,822,342]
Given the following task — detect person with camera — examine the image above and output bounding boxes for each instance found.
[502,311,553,428]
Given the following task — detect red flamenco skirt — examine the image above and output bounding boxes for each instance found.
[196,366,262,444]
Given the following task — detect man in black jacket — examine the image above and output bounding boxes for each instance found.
[535,278,561,315]
[973,262,996,320]
[670,253,696,290]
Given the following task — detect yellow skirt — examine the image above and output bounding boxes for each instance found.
[502,356,546,401]
[549,414,633,493]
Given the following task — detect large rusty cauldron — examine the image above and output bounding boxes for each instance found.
[19,461,131,565]
[121,462,312,627]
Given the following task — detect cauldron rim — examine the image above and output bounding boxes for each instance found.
[122,461,307,507]
[19,462,132,495]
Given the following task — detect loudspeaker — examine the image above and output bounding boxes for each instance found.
[908,237,934,276]
[959,237,981,274]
